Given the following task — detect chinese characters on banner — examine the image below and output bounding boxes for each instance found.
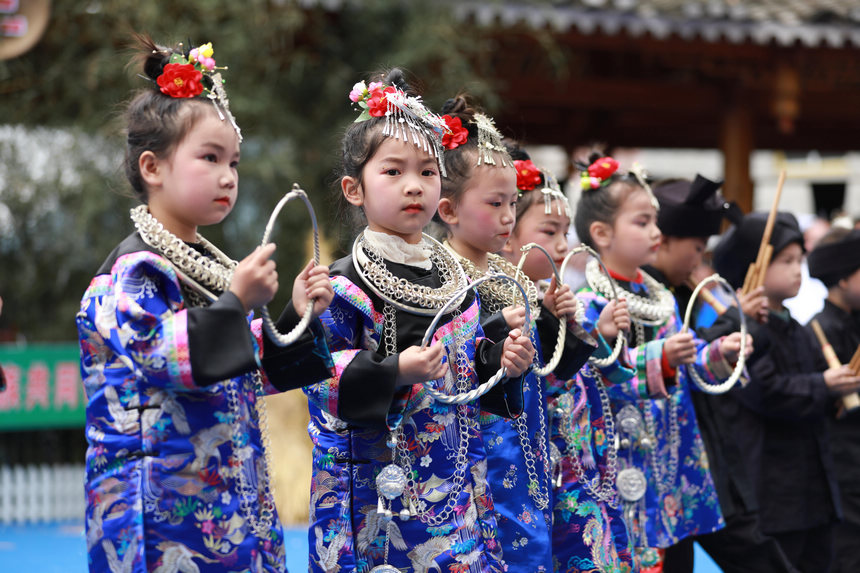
[0,345,85,430]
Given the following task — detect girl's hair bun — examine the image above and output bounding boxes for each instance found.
[133,34,174,83]
[440,94,475,123]
[384,68,410,92]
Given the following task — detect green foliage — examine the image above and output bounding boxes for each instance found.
[0,0,543,341]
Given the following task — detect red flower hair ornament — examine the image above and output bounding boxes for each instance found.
[156,63,204,98]
[581,156,619,190]
[153,42,242,141]
[441,115,469,150]
[514,159,542,191]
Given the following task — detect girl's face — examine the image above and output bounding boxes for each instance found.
[439,164,518,262]
[656,236,707,287]
[763,242,804,303]
[144,110,241,241]
[594,188,662,277]
[503,198,571,281]
[343,136,441,244]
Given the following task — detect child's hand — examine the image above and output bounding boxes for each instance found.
[824,365,860,395]
[292,259,333,318]
[396,343,447,387]
[502,328,535,377]
[597,298,629,340]
[543,278,576,320]
[738,285,768,324]
[664,331,697,367]
[230,244,278,312]
[719,332,753,364]
[501,305,526,331]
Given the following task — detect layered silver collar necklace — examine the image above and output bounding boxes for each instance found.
[130,205,236,302]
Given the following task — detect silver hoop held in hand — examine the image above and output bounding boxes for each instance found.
[260,183,321,347]
[682,274,748,394]
[559,244,626,367]
[420,272,532,405]
[515,243,569,376]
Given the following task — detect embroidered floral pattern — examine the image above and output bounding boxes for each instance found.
[77,250,287,572]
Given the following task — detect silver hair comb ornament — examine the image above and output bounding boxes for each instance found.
[540,168,571,217]
[473,113,512,168]
[629,162,659,210]
[349,81,449,177]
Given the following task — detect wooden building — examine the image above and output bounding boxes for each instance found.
[455,0,860,212]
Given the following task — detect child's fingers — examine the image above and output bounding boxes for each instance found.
[256,243,277,261]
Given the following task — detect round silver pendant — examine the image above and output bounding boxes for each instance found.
[370,565,401,573]
[616,467,647,502]
[376,464,407,500]
[616,405,643,436]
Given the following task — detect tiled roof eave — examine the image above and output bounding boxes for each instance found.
[452,3,860,49]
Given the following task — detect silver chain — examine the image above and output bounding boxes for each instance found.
[395,403,473,526]
[558,366,620,507]
[643,394,681,497]
[380,304,474,526]
[226,371,277,536]
[513,382,551,510]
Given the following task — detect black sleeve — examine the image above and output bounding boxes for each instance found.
[535,304,596,380]
[261,302,334,392]
[740,326,831,421]
[698,306,770,361]
[188,291,259,386]
[481,311,511,342]
[337,351,401,428]
[476,338,525,418]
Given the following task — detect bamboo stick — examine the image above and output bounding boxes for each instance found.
[811,320,860,414]
[849,345,860,374]
[811,320,841,369]
[742,171,786,295]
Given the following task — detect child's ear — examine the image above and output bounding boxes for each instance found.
[342,176,363,207]
[139,151,162,188]
[589,221,613,250]
[437,197,458,226]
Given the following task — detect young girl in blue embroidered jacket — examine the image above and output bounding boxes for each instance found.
[77,37,335,573]
[433,98,596,571]
[572,154,751,570]
[305,70,535,572]
[499,148,635,573]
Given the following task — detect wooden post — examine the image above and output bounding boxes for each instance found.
[720,98,754,214]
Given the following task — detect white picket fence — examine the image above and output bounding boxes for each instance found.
[0,464,85,523]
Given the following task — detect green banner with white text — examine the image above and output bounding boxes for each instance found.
[0,345,85,430]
